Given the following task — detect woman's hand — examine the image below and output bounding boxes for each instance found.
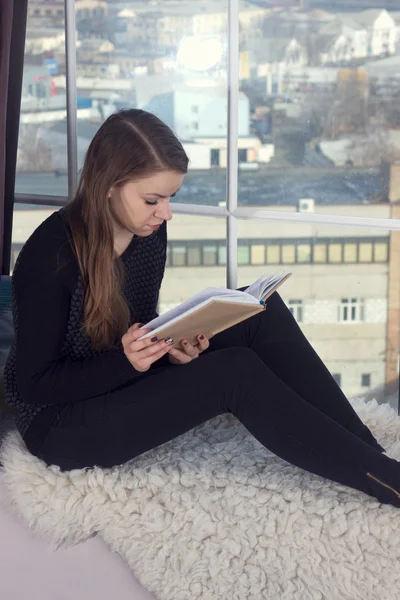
[122,323,174,372]
[168,334,210,365]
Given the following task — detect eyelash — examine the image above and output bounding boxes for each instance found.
[145,193,177,206]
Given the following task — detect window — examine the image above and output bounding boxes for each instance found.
[359,242,373,263]
[339,298,364,323]
[361,373,371,387]
[171,246,186,267]
[238,149,247,163]
[12,2,399,416]
[281,244,295,264]
[218,246,226,265]
[187,246,201,266]
[238,245,250,265]
[313,243,327,263]
[297,243,311,263]
[328,243,342,263]
[343,243,357,263]
[251,244,265,265]
[266,244,280,264]
[332,374,342,387]
[288,299,303,322]
[374,242,388,262]
[191,122,199,131]
[203,245,218,266]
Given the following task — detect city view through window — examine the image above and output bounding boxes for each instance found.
[13,0,400,408]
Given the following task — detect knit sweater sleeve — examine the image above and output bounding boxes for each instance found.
[14,214,143,406]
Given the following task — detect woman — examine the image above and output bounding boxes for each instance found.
[5,109,400,507]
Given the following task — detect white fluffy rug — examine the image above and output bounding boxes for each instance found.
[2,398,400,600]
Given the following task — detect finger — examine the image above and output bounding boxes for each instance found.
[168,347,192,364]
[180,339,200,359]
[140,340,175,366]
[196,334,210,352]
[124,329,154,352]
[130,337,174,359]
[127,322,144,334]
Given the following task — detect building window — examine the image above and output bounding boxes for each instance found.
[361,373,371,387]
[328,243,342,263]
[218,246,226,265]
[374,242,388,262]
[339,298,364,322]
[191,105,199,114]
[281,244,295,264]
[187,246,201,266]
[343,243,357,263]
[313,243,327,263]
[359,242,373,263]
[297,243,311,263]
[288,299,303,322]
[238,245,250,265]
[171,246,186,266]
[191,122,199,130]
[238,149,247,163]
[332,373,341,387]
[266,244,280,264]
[203,245,218,266]
[251,244,265,265]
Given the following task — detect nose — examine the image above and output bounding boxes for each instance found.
[155,199,172,222]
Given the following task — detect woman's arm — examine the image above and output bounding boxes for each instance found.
[14,220,141,406]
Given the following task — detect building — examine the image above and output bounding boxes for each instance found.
[144,86,251,141]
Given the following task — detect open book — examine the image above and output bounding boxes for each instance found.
[138,272,291,347]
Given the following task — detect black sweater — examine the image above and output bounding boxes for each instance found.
[4,209,167,437]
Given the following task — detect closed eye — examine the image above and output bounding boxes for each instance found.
[145,192,177,206]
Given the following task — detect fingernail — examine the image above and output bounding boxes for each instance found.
[165,338,174,344]
[199,335,205,340]
[151,336,158,342]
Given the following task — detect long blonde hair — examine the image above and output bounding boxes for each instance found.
[65,109,188,348]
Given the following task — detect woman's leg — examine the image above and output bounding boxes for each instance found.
[207,292,385,453]
[27,347,400,507]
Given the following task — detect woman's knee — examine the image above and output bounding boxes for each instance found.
[205,346,265,379]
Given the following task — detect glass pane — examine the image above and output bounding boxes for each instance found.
[313,244,327,263]
[15,3,67,196]
[344,243,357,263]
[266,245,280,264]
[282,244,295,264]
[160,215,226,312]
[75,0,228,207]
[359,243,373,263]
[251,244,265,265]
[238,245,250,265]
[171,247,186,267]
[188,246,201,266]
[238,0,399,221]
[297,243,311,263]
[374,242,388,262]
[238,220,398,409]
[328,244,342,263]
[203,245,218,266]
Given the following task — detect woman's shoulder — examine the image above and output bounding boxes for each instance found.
[13,209,78,284]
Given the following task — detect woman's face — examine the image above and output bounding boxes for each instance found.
[109,170,185,237]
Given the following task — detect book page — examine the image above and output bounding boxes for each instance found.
[246,272,291,301]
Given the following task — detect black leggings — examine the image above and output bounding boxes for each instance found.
[25,292,400,507]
